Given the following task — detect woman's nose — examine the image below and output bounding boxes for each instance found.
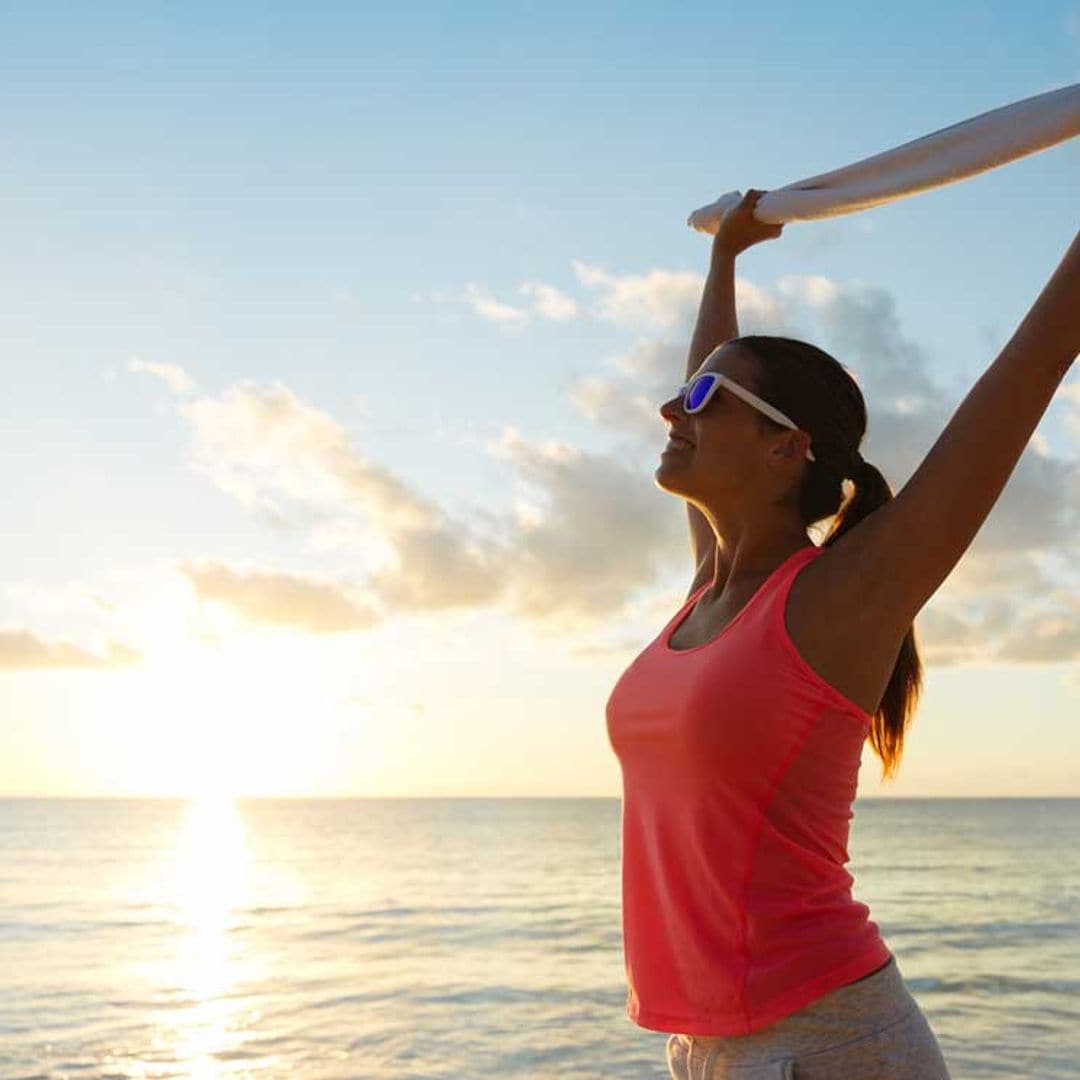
[659,394,684,420]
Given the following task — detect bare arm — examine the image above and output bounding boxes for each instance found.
[682,190,785,591]
[842,227,1079,626]
[683,244,737,586]
[686,188,783,378]
[686,243,738,381]
[997,227,1080,383]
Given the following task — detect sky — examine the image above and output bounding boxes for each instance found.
[1,2,1077,799]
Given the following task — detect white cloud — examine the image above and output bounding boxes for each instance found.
[128,356,197,396]
[1059,378,1080,443]
[439,279,579,326]
[460,282,529,325]
[518,281,578,321]
[777,273,842,308]
[571,259,794,337]
[178,561,379,633]
[106,261,1080,661]
[571,259,702,331]
[0,629,140,671]
[484,426,682,619]
[160,378,510,613]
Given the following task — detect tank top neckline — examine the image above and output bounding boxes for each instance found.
[664,543,819,655]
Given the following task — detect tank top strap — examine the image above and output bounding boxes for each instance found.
[760,543,822,628]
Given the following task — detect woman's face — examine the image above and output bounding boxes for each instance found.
[655,343,771,497]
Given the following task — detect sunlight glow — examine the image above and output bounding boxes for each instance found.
[113,607,340,797]
[153,797,272,1075]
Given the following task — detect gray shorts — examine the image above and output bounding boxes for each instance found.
[664,955,951,1079]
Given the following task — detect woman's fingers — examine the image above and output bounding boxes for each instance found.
[714,188,784,252]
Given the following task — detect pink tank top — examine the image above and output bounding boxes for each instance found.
[605,543,892,1036]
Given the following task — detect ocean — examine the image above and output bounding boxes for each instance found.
[1,797,1076,1079]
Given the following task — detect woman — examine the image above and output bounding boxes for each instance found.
[605,190,1079,1078]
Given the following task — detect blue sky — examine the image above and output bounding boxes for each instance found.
[1,2,1077,797]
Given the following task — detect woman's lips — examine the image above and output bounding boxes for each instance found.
[663,436,694,452]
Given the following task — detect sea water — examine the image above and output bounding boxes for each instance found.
[1,797,1076,1079]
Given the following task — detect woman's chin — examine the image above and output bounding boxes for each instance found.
[654,459,692,492]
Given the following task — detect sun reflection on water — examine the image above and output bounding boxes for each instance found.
[154,796,268,1077]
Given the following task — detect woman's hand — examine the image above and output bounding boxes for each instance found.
[713,189,784,257]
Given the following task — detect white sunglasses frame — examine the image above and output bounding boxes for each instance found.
[677,371,816,462]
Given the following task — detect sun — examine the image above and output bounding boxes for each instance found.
[114,631,329,798]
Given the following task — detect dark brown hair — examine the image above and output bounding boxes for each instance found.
[735,334,922,782]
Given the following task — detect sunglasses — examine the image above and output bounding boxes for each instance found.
[677,371,816,462]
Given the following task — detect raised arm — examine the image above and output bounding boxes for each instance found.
[845,227,1080,625]
[681,189,784,596]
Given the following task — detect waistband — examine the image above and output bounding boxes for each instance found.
[673,955,918,1067]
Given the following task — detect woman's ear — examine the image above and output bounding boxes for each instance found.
[771,431,809,465]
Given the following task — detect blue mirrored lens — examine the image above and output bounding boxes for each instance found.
[684,374,715,411]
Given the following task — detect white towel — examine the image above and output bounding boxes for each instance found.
[687,83,1080,234]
